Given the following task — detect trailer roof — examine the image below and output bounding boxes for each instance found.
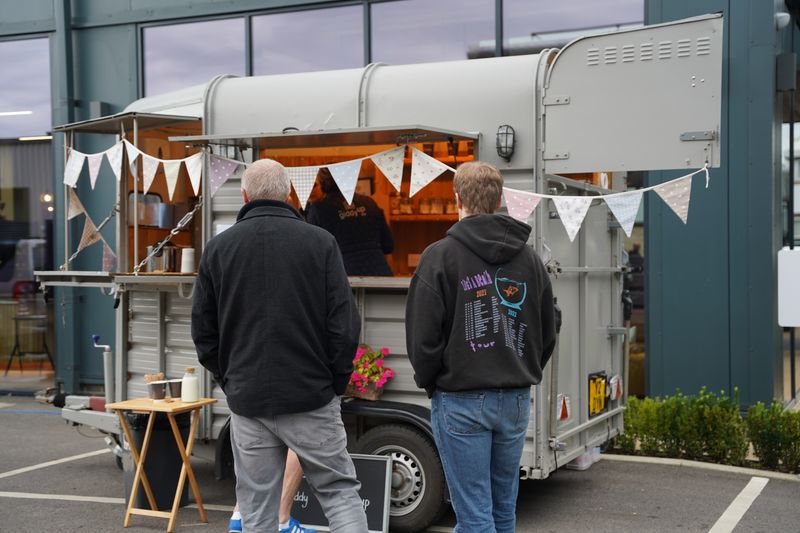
[53,111,199,135]
[169,125,478,149]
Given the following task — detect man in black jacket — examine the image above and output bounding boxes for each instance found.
[406,161,556,533]
[192,158,367,533]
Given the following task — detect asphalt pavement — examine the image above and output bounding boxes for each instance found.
[0,396,798,533]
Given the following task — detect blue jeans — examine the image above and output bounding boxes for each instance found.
[431,388,531,533]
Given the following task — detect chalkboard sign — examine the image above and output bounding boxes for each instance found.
[291,453,392,533]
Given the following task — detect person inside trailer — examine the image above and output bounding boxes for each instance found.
[306,167,395,276]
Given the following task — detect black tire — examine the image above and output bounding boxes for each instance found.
[355,424,447,533]
[115,454,123,471]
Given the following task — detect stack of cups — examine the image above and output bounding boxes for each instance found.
[180,247,195,273]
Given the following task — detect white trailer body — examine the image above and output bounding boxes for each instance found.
[38,14,722,532]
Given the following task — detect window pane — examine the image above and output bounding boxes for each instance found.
[144,18,245,96]
[253,6,363,75]
[0,38,51,138]
[371,0,495,64]
[504,0,643,52]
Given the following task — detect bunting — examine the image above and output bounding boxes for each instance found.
[604,190,643,237]
[63,150,85,187]
[102,242,117,272]
[78,218,102,251]
[654,175,692,224]
[141,153,160,194]
[124,140,140,177]
[163,160,182,201]
[370,146,406,193]
[552,196,593,242]
[184,152,203,196]
[67,188,86,220]
[87,153,104,190]
[105,141,124,182]
[328,159,362,205]
[503,187,542,223]
[287,166,321,207]
[410,147,451,197]
[208,155,242,197]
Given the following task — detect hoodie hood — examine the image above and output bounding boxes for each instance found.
[447,214,531,264]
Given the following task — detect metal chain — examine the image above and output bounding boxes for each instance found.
[60,204,119,271]
[133,197,204,275]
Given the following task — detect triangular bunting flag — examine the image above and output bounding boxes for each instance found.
[371,146,405,193]
[184,153,203,196]
[163,160,182,201]
[287,166,320,208]
[603,190,643,237]
[208,155,241,197]
[552,196,593,242]
[124,140,140,176]
[102,241,117,272]
[67,188,86,220]
[141,154,160,194]
[63,149,86,187]
[78,218,102,251]
[87,153,104,190]
[503,187,542,223]
[409,147,451,197]
[105,141,124,182]
[655,175,692,224]
[327,159,362,205]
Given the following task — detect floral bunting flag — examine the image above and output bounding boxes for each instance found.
[78,218,102,251]
[371,146,405,192]
[141,153,160,194]
[552,196,593,242]
[67,188,86,220]
[327,159,362,205]
[163,160,182,201]
[184,153,203,196]
[63,149,86,187]
[603,190,643,237]
[287,166,320,207]
[105,141,124,182]
[124,140,140,176]
[87,153,104,190]
[503,187,542,223]
[102,241,117,272]
[410,147,451,197]
[654,175,692,224]
[208,155,242,197]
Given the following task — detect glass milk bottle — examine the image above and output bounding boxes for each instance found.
[181,367,199,402]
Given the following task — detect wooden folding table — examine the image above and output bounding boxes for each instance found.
[106,397,217,532]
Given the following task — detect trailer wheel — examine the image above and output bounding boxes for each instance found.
[355,424,447,533]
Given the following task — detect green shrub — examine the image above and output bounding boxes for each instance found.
[747,402,800,473]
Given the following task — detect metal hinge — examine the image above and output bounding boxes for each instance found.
[543,151,569,160]
[680,130,716,141]
[543,95,571,106]
[607,327,627,338]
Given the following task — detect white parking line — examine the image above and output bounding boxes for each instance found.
[708,476,769,533]
[0,491,232,512]
[0,449,109,479]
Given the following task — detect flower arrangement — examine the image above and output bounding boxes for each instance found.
[347,345,395,400]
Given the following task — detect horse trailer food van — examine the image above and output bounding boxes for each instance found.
[37,14,722,532]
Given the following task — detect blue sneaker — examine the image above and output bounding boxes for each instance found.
[228,516,242,533]
[279,516,317,533]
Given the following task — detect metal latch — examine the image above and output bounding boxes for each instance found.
[543,151,569,160]
[680,130,716,141]
[607,327,627,338]
[543,95,570,106]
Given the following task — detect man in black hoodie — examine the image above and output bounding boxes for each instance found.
[406,161,556,533]
[192,159,368,533]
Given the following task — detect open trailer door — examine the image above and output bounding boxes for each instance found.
[542,14,722,174]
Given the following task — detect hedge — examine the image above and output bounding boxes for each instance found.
[611,388,800,473]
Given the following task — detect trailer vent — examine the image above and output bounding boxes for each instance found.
[621,45,635,63]
[696,36,712,56]
[603,46,617,64]
[676,39,692,58]
[640,43,654,61]
[658,41,672,60]
[587,47,600,66]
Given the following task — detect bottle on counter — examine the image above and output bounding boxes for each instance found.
[181,367,199,402]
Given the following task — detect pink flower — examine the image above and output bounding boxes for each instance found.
[385,369,395,378]
[358,387,367,393]
[380,347,390,356]
[354,354,362,362]
[356,347,367,358]
[375,360,384,368]
[362,362,369,369]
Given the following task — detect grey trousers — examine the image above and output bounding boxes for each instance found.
[230,395,368,533]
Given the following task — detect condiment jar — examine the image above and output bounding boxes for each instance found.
[181,367,200,402]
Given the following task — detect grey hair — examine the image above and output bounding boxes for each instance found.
[241,159,291,201]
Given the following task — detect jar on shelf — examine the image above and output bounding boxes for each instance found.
[430,197,444,215]
[445,199,458,214]
[419,197,431,215]
[390,192,401,215]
